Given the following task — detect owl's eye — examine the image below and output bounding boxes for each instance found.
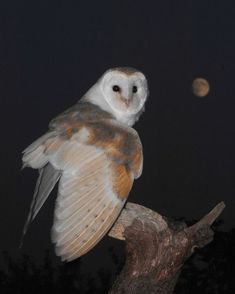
[112,85,120,92]
[132,86,138,93]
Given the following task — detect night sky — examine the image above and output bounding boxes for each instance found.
[0,0,235,270]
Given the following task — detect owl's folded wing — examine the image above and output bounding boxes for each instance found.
[22,128,135,260]
[50,139,134,261]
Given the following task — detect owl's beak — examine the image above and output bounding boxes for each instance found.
[120,96,131,107]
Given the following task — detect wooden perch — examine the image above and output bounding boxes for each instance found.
[108,202,225,294]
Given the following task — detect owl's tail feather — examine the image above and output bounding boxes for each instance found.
[20,163,61,248]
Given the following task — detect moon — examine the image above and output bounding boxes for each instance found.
[192,78,210,97]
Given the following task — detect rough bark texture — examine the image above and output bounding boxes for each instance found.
[108,202,225,294]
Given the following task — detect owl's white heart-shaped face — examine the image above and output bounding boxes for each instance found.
[101,69,148,117]
[84,67,148,126]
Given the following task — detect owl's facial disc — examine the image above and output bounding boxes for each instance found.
[101,70,148,118]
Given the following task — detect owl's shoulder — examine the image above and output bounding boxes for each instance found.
[49,101,113,130]
[48,101,138,140]
[48,101,141,160]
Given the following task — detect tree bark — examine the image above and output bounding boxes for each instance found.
[108,202,225,294]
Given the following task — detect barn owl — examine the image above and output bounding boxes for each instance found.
[22,67,148,261]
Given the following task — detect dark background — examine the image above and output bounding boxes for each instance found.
[0,0,235,292]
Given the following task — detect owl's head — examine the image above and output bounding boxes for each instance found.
[85,67,149,126]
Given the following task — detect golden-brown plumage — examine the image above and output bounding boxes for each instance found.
[21,68,148,261]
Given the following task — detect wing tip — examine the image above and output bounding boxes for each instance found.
[55,247,84,262]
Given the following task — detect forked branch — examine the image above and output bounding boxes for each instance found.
[108,202,225,294]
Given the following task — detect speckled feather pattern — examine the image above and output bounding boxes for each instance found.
[22,67,147,261]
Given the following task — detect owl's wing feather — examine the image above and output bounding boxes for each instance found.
[22,118,138,260]
[20,163,61,246]
[51,142,132,261]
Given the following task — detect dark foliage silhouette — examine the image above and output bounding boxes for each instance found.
[175,227,235,294]
[0,227,234,293]
[0,250,112,294]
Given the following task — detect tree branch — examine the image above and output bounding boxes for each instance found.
[108,202,225,294]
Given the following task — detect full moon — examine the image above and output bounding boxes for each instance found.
[192,78,210,97]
